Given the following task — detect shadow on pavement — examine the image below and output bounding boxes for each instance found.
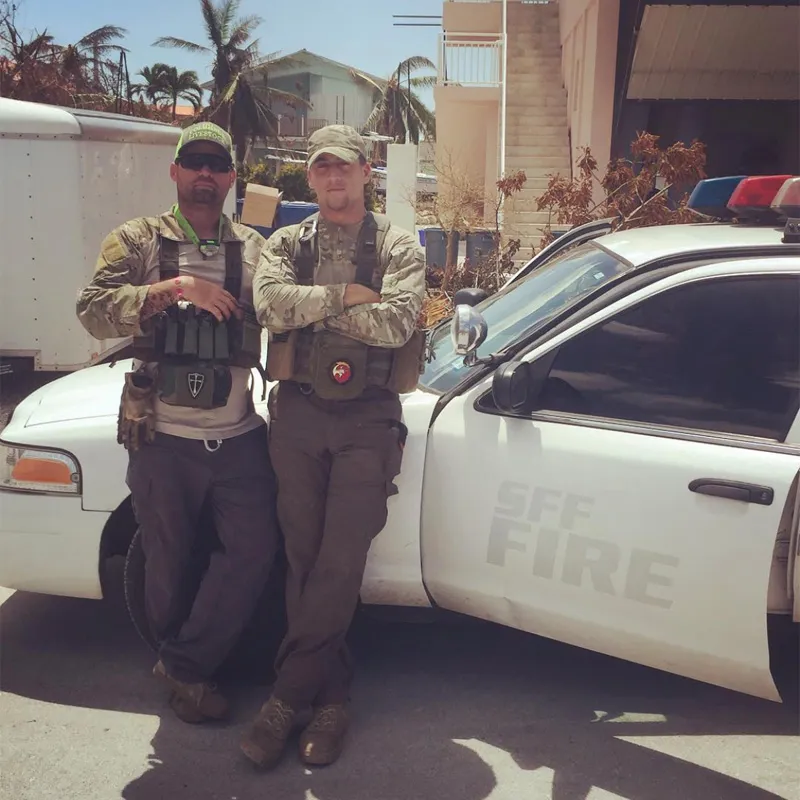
[1,570,798,800]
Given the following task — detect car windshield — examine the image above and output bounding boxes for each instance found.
[419,242,631,393]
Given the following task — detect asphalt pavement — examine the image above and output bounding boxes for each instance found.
[1,566,798,800]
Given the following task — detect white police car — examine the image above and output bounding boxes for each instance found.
[2,175,799,702]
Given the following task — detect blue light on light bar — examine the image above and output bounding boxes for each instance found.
[687,176,747,218]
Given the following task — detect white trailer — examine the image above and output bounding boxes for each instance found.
[0,98,231,373]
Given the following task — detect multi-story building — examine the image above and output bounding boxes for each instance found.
[435,0,800,256]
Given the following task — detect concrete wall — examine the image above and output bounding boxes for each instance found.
[434,85,500,221]
[558,0,620,182]
[442,1,502,34]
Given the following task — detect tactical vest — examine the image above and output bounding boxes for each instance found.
[131,236,266,409]
[265,212,426,400]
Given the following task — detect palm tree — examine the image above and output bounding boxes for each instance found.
[162,65,203,118]
[55,25,128,92]
[153,0,305,163]
[132,63,169,105]
[353,56,437,153]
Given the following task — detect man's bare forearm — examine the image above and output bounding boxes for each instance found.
[140,279,179,321]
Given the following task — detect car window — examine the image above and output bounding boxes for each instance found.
[534,275,800,441]
[419,242,630,394]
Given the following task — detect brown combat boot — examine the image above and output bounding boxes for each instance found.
[240,696,297,770]
[299,704,349,766]
[152,660,229,723]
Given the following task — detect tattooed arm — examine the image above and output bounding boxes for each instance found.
[77,221,157,340]
[141,279,180,321]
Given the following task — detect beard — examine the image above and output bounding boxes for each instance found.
[189,182,219,205]
[322,189,352,212]
[177,179,220,207]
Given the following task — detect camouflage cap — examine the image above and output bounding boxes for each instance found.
[307,124,367,166]
[175,121,234,162]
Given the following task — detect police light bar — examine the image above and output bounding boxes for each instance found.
[686,176,746,218]
[771,176,800,219]
[727,175,793,220]
[773,177,800,243]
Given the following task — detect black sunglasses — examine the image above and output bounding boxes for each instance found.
[177,152,233,173]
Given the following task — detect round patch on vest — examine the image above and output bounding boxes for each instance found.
[330,360,352,384]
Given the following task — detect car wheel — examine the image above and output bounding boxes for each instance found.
[123,526,157,652]
[122,524,288,685]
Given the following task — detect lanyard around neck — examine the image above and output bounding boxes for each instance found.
[173,205,222,256]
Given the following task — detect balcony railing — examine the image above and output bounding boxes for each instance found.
[438,33,504,88]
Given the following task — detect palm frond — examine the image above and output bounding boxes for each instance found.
[200,0,224,48]
[182,89,204,110]
[219,72,240,106]
[263,85,311,108]
[75,25,127,50]
[218,0,241,41]
[408,97,436,141]
[349,68,383,92]
[395,55,436,76]
[227,15,262,49]
[362,97,390,134]
[410,75,436,89]
[153,35,209,54]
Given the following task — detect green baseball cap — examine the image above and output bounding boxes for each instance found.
[175,121,234,162]
[307,124,367,166]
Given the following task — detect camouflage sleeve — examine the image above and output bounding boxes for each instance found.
[253,227,347,331]
[322,229,426,348]
[75,224,151,340]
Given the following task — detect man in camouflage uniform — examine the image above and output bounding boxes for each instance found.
[76,122,279,724]
[239,125,426,769]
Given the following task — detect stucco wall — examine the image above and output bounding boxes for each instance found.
[434,85,500,221]
[442,1,502,34]
[559,0,620,181]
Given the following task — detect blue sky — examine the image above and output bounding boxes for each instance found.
[13,0,441,107]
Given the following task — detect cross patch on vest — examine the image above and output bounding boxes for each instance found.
[187,371,206,398]
[330,360,353,385]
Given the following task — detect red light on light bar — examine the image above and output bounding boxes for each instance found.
[728,175,793,218]
[771,177,800,218]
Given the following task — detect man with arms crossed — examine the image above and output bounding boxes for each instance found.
[240,125,426,768]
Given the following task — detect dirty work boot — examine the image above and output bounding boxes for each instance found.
[240,696,297,770]
[299,704,349,766]
[152,660,229,723]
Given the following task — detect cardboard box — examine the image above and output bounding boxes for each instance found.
[240,183,282,227]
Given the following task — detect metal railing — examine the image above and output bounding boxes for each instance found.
[438,32,504,88]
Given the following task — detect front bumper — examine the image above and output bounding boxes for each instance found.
[0,491,109,599]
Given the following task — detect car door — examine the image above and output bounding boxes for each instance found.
[421,263,800,701]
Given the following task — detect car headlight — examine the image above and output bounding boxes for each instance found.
[0,440,82,495]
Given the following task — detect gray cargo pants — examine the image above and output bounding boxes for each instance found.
[126,424,279,683]
[268,381,405,709]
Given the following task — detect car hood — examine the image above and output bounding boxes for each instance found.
[14,361,439,430]
[18,362,129,427]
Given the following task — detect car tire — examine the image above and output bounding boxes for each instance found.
[123,526,157,652]
[122,523,288,684]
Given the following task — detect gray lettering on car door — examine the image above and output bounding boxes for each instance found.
[532,528,560,579]
[624,549,680,609]
[486,516,530,567]
[561,534,620,595]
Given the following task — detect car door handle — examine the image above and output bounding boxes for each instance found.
[688,478,774,506]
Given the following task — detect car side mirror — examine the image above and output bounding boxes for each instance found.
[453,287,489,307]
[451,304,488,365]
[492,361,531,412]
